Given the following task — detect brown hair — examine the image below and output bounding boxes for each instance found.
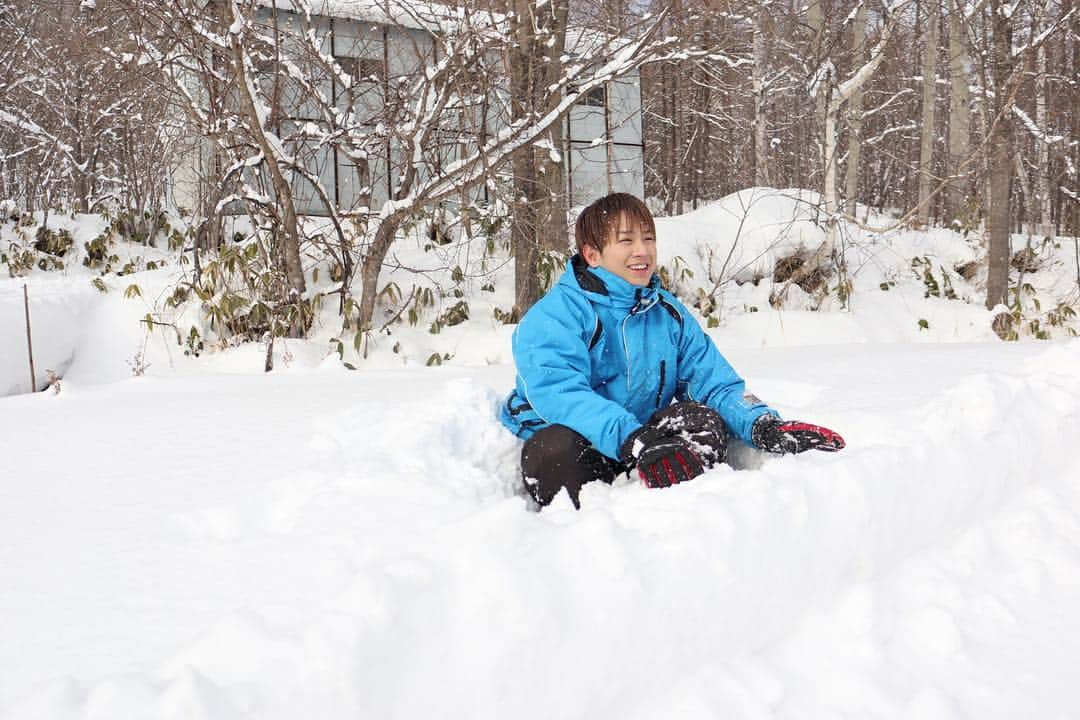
[574,193,656,255]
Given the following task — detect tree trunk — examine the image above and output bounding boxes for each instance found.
[752,4,770,187]
[812,0,909,264]
[508,0,568,315]
[537,121,569,253]
[973,5,994,238]
[844,1,868,214]
[985,0,1013,310]
[917,2,939,226]
[823,93,840,254]
[225,0,306,330]
[536,0,569,254]
[673,64,685,214]
[946,0,972,224]
[687,62,710,207]
[357,213,405,340]
[807,0,828,191]
[1013,151,1032,227]
[605,80,616,196]
[512,147,540,316]
[656,63,676,215]
[1035,42,1052,237]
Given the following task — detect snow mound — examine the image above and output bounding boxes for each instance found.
[3,342,1080,718]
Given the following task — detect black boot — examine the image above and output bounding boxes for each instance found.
[520,425,625,509]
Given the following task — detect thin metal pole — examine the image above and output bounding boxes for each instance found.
[1074,236,1079,290]
[23,284,36,392]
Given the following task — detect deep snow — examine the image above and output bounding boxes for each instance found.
[3,190,1080,718]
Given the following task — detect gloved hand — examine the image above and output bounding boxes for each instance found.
[620,425,706,488]
[752,414,845,454]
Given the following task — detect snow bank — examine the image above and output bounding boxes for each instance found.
[1,213,191,396]
[3,341,1080,719]
[0,279,92,394]
[0,268,199,396]
[4,194,1080,718]
[5,191,1079,393]
[651,188,1015,347]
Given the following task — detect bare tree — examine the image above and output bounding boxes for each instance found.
[807,0,829,179]
[222,0,306,303]
[752,0,772,187]
[135,0,680,338]
[945,0,972,224]
[916,0,940,225]
[505,0,571,315]
[818,0,913,264]
[642,0,762,209]
[976,0,1074,307]
[984,0,1015,310]
[1034,36,1052,237]
[843,0,868,214]
[0,0,174,218]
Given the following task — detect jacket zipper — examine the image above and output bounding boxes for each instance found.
[655,360,666,408]
[623,292,660,400]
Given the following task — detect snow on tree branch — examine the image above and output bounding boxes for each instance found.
[1012,105,1064,145]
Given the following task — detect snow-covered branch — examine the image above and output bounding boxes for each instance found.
[1012,105,1064,145]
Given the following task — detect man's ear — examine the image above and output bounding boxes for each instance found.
[582,244,601,267]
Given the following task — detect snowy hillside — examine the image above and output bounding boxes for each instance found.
[3,190,1080,718]
[3,189,1078,394]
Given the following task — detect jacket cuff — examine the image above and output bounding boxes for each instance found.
[618,425,648,466]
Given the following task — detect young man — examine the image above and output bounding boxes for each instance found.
[500,193,844,509]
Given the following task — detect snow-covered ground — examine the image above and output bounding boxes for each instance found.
[3,191,1080,718]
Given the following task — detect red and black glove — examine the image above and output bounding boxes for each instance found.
[620,425,706,488]
[752,414,845,454]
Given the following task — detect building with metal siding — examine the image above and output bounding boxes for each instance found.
[171,1,643,218]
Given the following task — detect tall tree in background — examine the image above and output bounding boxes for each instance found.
[136,0,678,334]
[222,0,306,305]
[0,0,173,217]
[917,0,940,225]
[1034,24,1052,237]
[984,0,1015,310]
[505,0,570,316]
[806,0,830,196]
[817,1,911,264]
[945,0,972,224]
[4,0,1077,334]
[130,0,312,335]
[843,0,868,215]
[641,0,758,209]
[752,0,772,187]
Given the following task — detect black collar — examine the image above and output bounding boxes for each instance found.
[571,254,609,295]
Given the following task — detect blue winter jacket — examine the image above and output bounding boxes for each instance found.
[500,256,776,460]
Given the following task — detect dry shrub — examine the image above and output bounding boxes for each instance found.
[1010,248,1041,273]
[954,261,979,281]
[992,311,1015,340]
[773,247,830,294]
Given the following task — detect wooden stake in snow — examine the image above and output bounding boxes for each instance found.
[23,284,36,392]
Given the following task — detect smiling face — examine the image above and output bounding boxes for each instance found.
[581,212,657,287]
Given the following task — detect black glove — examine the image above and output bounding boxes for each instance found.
[620,425,706,488]
[752,414,845,454]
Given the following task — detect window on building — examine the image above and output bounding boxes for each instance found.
[336,56,385,84]
[573,85,606,108]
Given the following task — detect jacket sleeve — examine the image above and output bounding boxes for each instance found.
[512,296,642,460]
[670,295,777,445]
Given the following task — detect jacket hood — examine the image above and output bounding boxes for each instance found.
[562,255,661,313]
